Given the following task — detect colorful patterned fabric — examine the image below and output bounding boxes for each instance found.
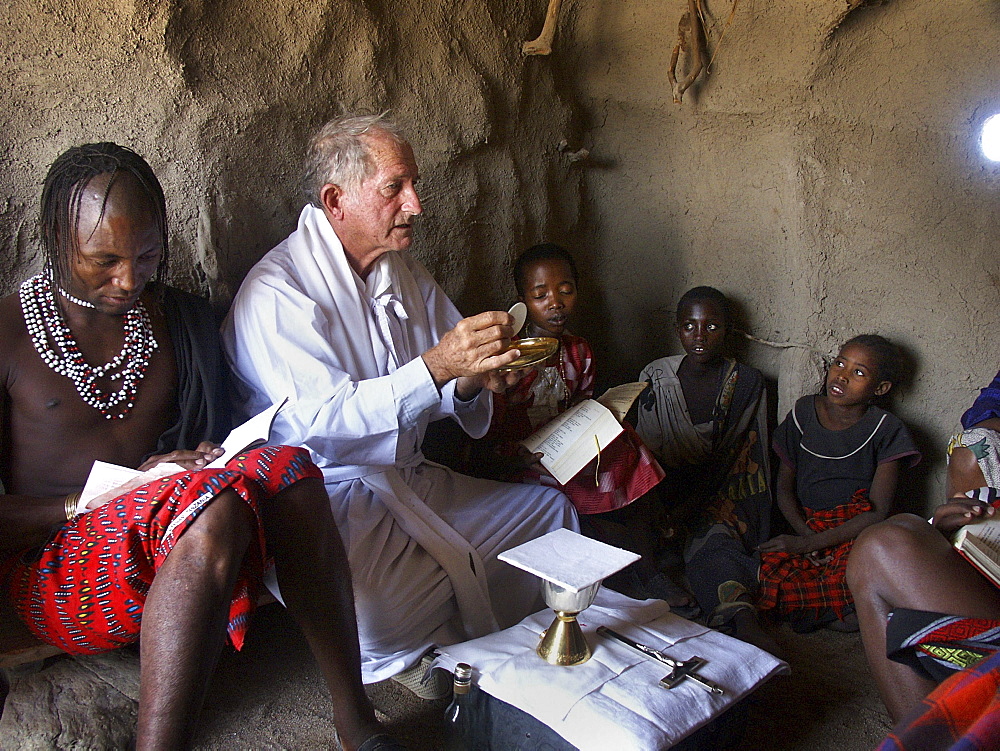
[948,429,1000,489]
[878,649,1000,751]
[489,334,664,515]
[2,445,320,655]
[886,608,1000,684]
[961,369,1000,430]
[757,490,871,618]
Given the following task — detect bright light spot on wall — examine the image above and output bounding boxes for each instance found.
[981,114,1000,161]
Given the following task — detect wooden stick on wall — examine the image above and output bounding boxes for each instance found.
[523,0,563,56]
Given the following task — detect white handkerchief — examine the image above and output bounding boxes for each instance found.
[434,589,788,750]
[499,528,640,592]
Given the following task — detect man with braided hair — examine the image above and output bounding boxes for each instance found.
[0,143,398,751]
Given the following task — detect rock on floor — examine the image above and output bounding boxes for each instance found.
[0,650,139,749]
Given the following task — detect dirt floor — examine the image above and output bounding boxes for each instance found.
[1,603,893,750]
[195,605,893,750]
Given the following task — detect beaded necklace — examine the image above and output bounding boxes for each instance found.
[58,287,96,309]
[20,273,158,420]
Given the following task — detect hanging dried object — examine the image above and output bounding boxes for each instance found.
[667,0,707,104]
[523,0,563,56]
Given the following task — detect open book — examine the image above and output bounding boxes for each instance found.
[519,382,647,485]
[77,398,288,514]
[952,487,1000,589]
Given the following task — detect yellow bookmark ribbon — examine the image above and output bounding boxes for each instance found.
[594,434,601,488]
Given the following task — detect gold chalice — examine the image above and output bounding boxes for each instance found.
[498,529,641,668]
[537,579,602,666]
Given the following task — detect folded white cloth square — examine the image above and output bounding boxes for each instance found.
[432,589,789,750]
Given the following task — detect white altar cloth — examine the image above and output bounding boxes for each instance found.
[433,589,789,750]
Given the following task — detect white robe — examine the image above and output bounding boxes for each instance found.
[222,205,577,682]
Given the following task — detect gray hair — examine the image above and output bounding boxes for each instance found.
[302,113,409,207]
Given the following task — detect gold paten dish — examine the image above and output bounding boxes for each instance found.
[498,336,559,372]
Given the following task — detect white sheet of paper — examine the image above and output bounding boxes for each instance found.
[596,382,648,422]
[78,461,186,513]
[206,398,288,468]
[520,400,623,484]
[498,528,639,591]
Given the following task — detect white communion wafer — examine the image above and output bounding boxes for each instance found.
[508,301,527,335]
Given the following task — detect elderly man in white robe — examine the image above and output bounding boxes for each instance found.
[222,113,578,689]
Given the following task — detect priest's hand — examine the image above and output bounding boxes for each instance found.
[423,311,521,394]
[459,368,534,397]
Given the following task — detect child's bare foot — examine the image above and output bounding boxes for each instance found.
[645,573,700,617]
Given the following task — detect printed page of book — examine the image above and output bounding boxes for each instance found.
[76,399,288,514]
[955,518,1000,587]
[206,397,289,468]
[521,400,624,485]
[596,382,648,422]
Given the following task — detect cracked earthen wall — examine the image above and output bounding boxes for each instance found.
[555,0,1000,507]
[0,0,583,309]
[2,0,996,508]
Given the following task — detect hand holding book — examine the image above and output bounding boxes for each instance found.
[949,487,1000,589]
[77,399,288,515]
[934,487,998,535]
[518,383,648,486]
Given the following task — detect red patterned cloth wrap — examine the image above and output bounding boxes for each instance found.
[757,489,871,619]
[550,423,664,515]
[490,334,664,515]
[2,445,320,655]
[878,649,1000,751]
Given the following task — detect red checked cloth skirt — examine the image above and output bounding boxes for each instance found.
[1,445,320,655]
[757,490,872,619]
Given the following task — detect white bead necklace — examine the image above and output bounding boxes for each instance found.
[58,287,96,309]
[20,273,158,420]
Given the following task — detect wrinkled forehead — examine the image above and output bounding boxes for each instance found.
[361,131,418,178]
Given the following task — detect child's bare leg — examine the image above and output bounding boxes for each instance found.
[946,445,988,498]
[847,514,1000,723]
[266,478,382,751]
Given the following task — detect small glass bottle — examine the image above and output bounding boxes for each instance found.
[443,662,473,750]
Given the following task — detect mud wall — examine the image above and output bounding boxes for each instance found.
[2,0,996,508]
[0,0,583,307]
[553,0,1000,508]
